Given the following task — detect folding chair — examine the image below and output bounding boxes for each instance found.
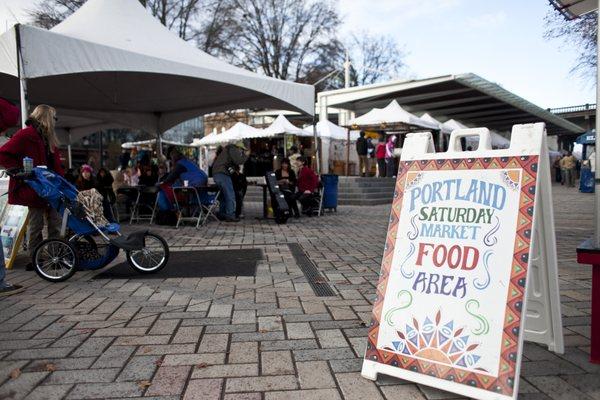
[198,186,221,225]
[172,186,203,229]
[130,186,159,224]
[116,187,139,224]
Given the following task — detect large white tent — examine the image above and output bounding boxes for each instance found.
[302,120,356,140]
[420,113,452,134]
[348,100,439,130]
[263,114,308,137]
[196,122,264,146]
[0,0,314,144]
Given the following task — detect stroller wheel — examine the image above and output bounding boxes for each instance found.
[126,232,169,274]
[33,239,78,282]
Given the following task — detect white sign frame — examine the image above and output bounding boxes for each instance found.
[362,123,563,400]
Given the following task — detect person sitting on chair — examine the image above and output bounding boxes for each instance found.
[295,156,319,215]
[76,164,96,191]
[157,149,207,211]
[96,167,116,222]
[275,157,300,218]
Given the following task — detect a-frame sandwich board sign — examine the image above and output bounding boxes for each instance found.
[362,123,563,400]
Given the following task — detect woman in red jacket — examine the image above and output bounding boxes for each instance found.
[0,105,64,268]
[295,156,319,215]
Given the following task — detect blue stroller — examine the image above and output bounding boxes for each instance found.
[12,167,170,282]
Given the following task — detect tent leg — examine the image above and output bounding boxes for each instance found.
[157,132,163,158]
[595,5,600,248]
[15,24,29,128]
[345,130,350,176]
[67,131,73,169]
[99,131,104,168]
[312,112,320,175]
[18,78,28,129]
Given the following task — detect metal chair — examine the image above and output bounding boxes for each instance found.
[198,186,221,225]
[172,186,203,229]
[130,186,159,224]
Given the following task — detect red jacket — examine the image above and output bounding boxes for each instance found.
[0,125,64,208]
[376,143,386,159]
[297,166,318,193]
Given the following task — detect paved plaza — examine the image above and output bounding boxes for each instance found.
[0,183,597,400]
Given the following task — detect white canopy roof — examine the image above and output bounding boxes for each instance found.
[348,100,438,130]
[0,0,314,142]
[121,138,196,149]
[302,120,357,140]
[196,122,264,146]
[263,114,307,137]
[420,113,451,134]
[441,119,469,133]
[441,119,511,149]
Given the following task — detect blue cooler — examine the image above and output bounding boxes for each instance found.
[321,174,339,211]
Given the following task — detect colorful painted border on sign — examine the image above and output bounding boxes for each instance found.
[365,155,539,397]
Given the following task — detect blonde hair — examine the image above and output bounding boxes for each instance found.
[29,105,59,151]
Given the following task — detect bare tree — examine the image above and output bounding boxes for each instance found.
[229,0,340,80]
[28,0,86,29]
[545,8,597,81]
[347,31,406,87]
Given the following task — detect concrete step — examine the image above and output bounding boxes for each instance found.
[338,187,395,194]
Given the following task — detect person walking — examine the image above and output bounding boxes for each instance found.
[376,137,387,177]
[0,104,64,271]
[385,135,397,178]
[212,141,248,222]
[0,98,24,296]
[560,151,577,187]
[356,131,369,177]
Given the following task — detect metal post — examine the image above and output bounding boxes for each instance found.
[15,24,29,128]
[312,111,320,175]
[99,131,104,168]
[345,130,350,176]
[595,2,600,248]
[67,131,72,169]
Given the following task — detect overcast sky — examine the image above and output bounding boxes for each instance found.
[0,0,595,109]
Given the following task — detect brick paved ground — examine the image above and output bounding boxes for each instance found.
[0,183,597,400]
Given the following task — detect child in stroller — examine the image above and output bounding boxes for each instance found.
[10,167,170,282]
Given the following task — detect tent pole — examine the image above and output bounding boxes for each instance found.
[595,4,600,248]
[67,130,72,169]
[345,130,350,176]
[313,107,320,175]
[15,24,29,128]
[99,131,104,168]
[155,113,163,158]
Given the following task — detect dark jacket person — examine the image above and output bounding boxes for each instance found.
[212,142,248,222]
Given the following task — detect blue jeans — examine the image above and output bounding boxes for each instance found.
[213,173,236,218]
[0,243,8,289]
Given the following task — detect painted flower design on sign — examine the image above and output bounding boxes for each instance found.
[383,311,486,372]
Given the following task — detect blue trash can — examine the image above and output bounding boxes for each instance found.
[321,174,339,211]
[580,168,595,193]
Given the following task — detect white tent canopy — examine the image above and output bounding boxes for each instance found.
[302,120,357,140]
[441,119,468,133]
[121,138,196,149]
[348,100,439,130]
[0,0,314,143]
[263,114,308,137]
[196,122,264,146]
[420,113,451,134]
[442,119,510,149]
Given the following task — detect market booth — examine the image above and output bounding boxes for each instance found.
[344,100,439,175]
